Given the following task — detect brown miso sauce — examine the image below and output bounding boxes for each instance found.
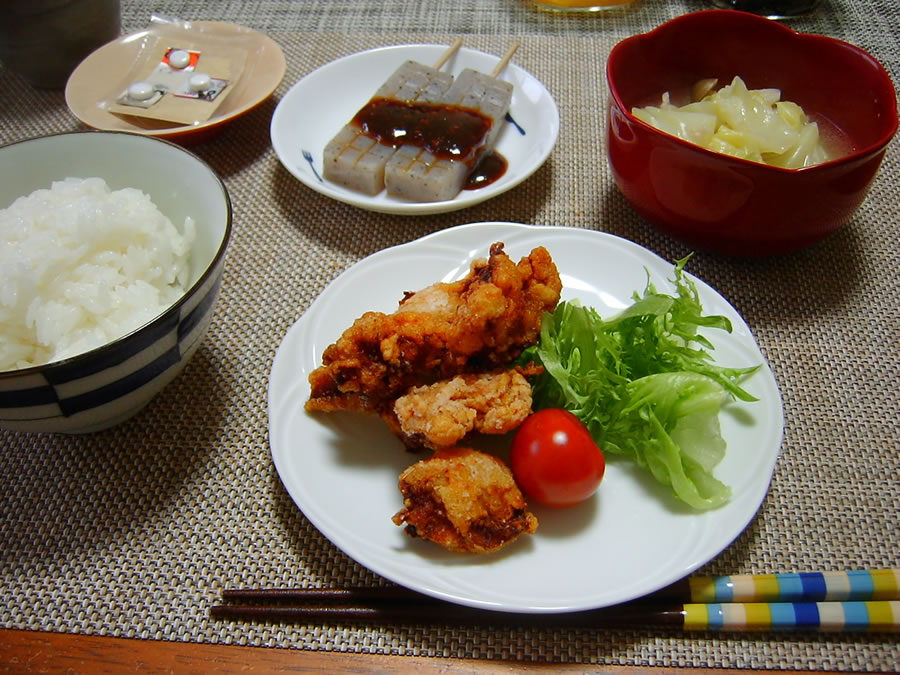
[351,97,492,164]
[464,152,508,190]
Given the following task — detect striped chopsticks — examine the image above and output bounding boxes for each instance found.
[211,569,900,632]
[665,569,900,632]
[664,568,900,603]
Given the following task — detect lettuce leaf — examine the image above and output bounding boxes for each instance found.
[519,257,758,510]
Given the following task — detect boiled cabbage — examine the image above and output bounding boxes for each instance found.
[632,76,829,168]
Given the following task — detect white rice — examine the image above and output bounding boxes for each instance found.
[0,177,195,371]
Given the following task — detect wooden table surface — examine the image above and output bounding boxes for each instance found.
[3,629,840,674]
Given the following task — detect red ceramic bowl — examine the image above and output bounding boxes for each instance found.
[606,10,898,256]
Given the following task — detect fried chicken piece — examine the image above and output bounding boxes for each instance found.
[387,368,535,450]
[392,447,538,554]
[306,242,561,415]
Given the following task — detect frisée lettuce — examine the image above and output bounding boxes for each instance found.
[518,257,758,510]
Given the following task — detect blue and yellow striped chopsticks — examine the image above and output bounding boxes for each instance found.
[655,569,900,632]
[674,569,900,603]
[682,600,900,633]
[681,600,898,632]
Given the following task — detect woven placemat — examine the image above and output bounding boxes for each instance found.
[1,0,898,670]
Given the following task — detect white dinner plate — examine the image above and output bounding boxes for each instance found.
[268,223,784,613]
[270,45,560,215]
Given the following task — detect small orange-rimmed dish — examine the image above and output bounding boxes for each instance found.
[606,10,898,256]
[65,21,285,145]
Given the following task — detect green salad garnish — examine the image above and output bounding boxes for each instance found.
[518,256,758,510]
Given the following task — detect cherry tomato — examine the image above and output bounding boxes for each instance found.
[510,408,605,508]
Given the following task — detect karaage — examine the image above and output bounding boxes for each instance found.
[387,368,535,450]
[392,447,538,554]
[305,242,561,415]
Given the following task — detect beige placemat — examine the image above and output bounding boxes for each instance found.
[1,0,898,670]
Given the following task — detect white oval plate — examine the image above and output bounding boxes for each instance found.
[270,45,560,215]
[268,223,784,613]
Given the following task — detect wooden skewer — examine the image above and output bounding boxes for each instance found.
[490,41,520,78]
[433,37,463,69]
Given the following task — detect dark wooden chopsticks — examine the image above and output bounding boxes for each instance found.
[210,569,900,632]
[211,587,685,628]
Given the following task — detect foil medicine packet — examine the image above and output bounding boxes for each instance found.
[106,41,244,125]
[172,74,229,101]
[116,47,229,106]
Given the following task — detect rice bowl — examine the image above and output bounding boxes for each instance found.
[0,131,231,434]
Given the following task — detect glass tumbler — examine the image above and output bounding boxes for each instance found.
[530,0,638,11]
[0,0,120,89]
[708,0,821,19]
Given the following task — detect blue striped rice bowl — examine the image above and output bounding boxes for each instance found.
[0,132,232,433]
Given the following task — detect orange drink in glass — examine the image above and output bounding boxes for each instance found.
[530,0,637,10]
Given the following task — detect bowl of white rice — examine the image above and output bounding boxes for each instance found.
[0,131,231,433]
